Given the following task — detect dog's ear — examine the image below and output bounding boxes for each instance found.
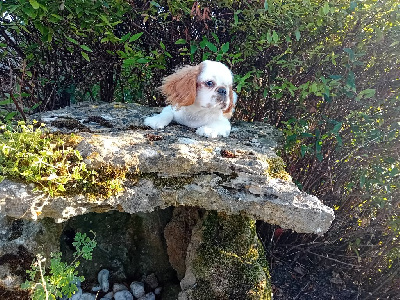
[223,88,237,119]
[160,64,202,107]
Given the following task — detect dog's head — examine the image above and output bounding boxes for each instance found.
[160,60,235,117]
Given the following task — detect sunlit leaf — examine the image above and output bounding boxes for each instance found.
[175,39,187,45]
[205,42,217,52]
[80,45,93,52]
[295,29,301,41]
[81,51,90,62]
[221,42,229,53]
[129,32,143,42]
[29,0,40,9]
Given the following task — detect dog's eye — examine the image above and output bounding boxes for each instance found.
[205,81,215,87]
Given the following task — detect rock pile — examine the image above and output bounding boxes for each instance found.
[67,269,161,300]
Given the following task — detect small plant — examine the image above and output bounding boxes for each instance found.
[0,121,125,197]
[21,231,97,300]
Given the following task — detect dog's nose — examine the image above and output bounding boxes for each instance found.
[217,87,227,95]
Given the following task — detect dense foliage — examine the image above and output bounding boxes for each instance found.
[1,0,399,298]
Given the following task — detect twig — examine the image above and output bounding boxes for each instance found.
[364,264,400,300]
[9,93,26,122]
[36,254,49,300]
[306,250,360,268]
[0,26,26,59]
[294,282,310,300]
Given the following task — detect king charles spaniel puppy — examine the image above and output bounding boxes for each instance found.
[144,60,237,138]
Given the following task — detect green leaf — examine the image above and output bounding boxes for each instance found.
[211,33,219,44]
[344,48,355,61]
[336,135,343,147]
[81,51,90,62]
[50,13,63,21]
[0,99,13,105]
[272,31,279,43]
[137,58,150,63]
[66,36,79,45]
[350,1,358,12]
[316,140,322,154]
[190,44,198,55]
[150,1,161,7]
[120,33,131,42]
[5,112,17,121]
[129,32,143,42]
[29,0,40,9]
[266,31,272,43]
[360,174,366,188]
[300,145,308,157]
[332,122,342,133]
[80,45,93,52]
[329,75,342,80]
[99,14,111,26]
[160,41,165,50]
[295,29,301,41]
[264,0,268,11]
[322,2,330,14]
[22,6,37,18]
[390,168,399,177]
[346,71,356,91]
[300,132,313,138]
[221,42,229,53]
[359,89,376,99]
[234,12,239,25]
[175,39,187,45]
[205,42,217,53]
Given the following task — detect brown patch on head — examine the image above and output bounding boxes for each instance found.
[160,64,202,108]
[223,86,235,118]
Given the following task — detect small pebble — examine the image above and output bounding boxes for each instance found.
[80,293,96,300]
[130,281,145,298]
[113,283,128,293]
[102,291,114,299]
[98,269,110,292]
[138,292,156,300]
[114,290,133,300]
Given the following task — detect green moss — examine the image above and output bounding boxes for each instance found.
[0,122,126,198]
[264,156,291,181]
[192,212,272,300]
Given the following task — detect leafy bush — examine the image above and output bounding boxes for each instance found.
[1,0,399,297]
[21,231,97,300]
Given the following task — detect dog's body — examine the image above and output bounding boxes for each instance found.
[144,60,236,138]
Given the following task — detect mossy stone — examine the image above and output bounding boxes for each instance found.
[189,211,272,300]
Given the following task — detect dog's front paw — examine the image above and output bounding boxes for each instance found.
[144,115,170,129]
[196,126,230,138]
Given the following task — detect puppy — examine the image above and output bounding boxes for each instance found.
[144,60,237,138]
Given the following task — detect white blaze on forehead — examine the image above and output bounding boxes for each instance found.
[197,60,233,86]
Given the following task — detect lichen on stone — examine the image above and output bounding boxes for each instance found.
[264,156,292,181]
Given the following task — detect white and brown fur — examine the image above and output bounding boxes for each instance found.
[144,60,237,138]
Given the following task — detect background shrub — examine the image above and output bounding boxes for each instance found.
[1,0,399,298]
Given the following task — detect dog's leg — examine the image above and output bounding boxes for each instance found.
[144,106,174,129]
[196,117,231,138]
